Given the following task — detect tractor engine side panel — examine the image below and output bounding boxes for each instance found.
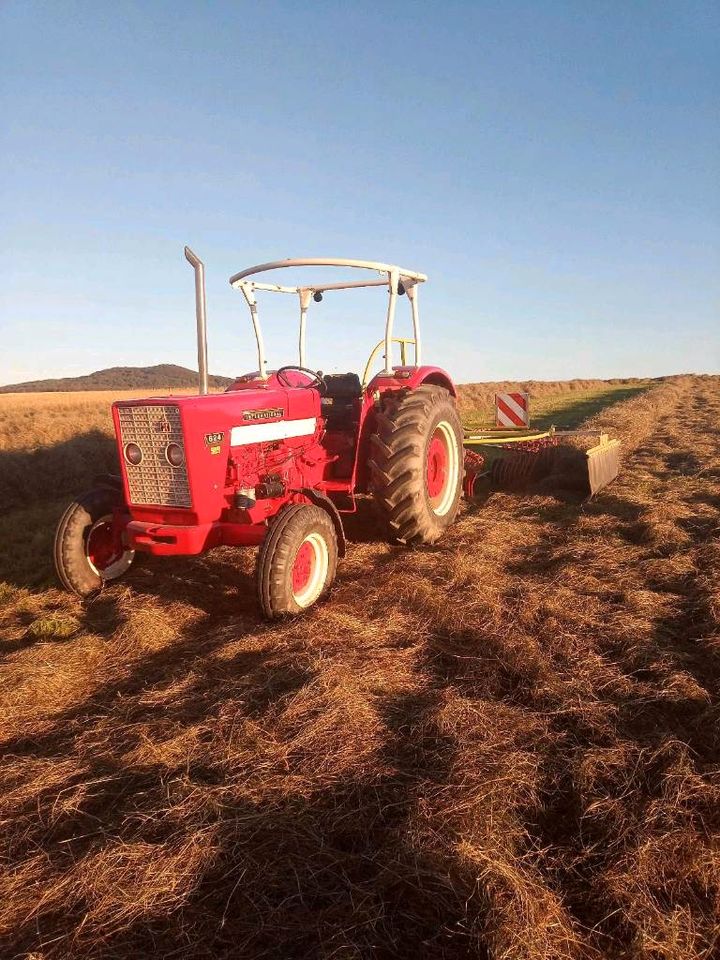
[225,425,327,525]
[222,382,324,525]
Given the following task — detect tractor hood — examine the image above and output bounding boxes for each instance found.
[112,383,321,524]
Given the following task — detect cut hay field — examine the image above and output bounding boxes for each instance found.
[1,376,719,959]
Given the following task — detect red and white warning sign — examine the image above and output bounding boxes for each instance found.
[495,391,530,428]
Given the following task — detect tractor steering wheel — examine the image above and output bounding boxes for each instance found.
[276,366,326,392]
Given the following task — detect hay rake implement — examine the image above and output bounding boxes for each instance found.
[463,424,621,500]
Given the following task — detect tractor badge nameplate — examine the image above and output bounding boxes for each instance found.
[204,431,224,454]
[243,407,283,422]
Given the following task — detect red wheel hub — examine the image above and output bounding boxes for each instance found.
[426,430,448,501]
[292,540,315,594]
[86,520,122,572]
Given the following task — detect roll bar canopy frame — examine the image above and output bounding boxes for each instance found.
[228,258,428,380]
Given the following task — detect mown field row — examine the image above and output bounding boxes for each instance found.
[1,375,718,959]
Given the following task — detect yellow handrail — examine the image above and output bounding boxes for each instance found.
[362,337,416,387]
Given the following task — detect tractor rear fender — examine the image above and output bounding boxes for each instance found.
[299,488,347,557]
[365,365,457,398]
[410,367,457,396]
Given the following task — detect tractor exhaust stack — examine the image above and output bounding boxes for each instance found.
[184,246,209,395]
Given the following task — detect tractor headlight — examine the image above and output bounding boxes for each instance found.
[165,442,185,467]
[124,442,143,466]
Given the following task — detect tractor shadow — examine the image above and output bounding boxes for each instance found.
[340,497,386,543]
[0,430,119,591]
[2,551,479,958]
[5,689,472,959]
[125,548,259,618]
[0,429,118,516]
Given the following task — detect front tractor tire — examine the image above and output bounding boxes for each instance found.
[54,487,135,597]
[370,385,464,545]
[256,504,338,619]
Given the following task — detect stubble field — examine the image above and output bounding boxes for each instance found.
[0,375,718,959]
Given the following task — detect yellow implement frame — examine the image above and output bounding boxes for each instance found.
[464,428,553,448]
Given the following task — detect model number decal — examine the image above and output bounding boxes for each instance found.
[204,431,225,445]
[243,407,283,422]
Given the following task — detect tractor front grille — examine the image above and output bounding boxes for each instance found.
[117,404,192,508]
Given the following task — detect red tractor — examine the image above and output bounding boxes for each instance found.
[54,252,464,618]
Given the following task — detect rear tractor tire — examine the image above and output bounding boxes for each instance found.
[54,487,135,597]
[256,504,338,619]
[369,385,463,545]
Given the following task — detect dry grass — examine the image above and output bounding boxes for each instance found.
[0,389,222,521]
[458,377,654,431]
[0,388,219,452]
[0,376,719,959]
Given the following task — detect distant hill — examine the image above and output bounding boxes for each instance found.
[0,364,234,394]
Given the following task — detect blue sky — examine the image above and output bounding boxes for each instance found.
[1,0,718,385]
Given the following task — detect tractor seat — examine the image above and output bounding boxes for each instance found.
[321,373,362,429]
[322,372,362,399]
